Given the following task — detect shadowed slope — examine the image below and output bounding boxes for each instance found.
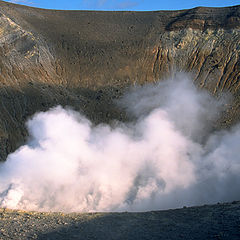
[0,1,239,160]
[0,201,240,239]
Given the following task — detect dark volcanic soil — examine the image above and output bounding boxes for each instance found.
[0,201,240,240]
[0,1,239,160]
[0,2,239,239]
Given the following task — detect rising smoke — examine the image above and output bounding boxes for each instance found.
[0,74,239,212]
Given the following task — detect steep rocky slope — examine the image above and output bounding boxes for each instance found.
[0,1,239,160]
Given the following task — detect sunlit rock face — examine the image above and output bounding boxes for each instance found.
[0,1,239,160]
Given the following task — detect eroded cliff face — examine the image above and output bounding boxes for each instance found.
[0,1,239,160]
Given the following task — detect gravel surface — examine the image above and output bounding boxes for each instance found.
[0,201,240,239]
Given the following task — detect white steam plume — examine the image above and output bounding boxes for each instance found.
[0,74,239,212]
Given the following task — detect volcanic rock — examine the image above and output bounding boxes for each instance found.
[0,1,239,160]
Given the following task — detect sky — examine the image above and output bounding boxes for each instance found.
[5,0,240,11]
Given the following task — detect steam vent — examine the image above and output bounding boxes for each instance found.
[0,1,240,239]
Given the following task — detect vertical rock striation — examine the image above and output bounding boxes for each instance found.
[0,1,239,160]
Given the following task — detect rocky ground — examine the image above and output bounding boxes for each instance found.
[0,201,239,239]
[0,2,239,239]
